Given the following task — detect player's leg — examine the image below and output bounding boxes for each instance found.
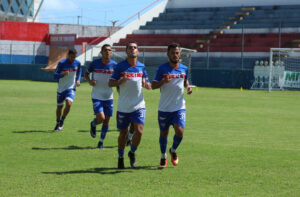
[169,110,186,166]
[59,89,75,130]
[126,122,134,146]
[54,91,64,131]
[54,105,63,131]
[97,100,113,148]
[116,111,130,169]
[90,99,105,138]
[128,108,146,168]
[59,99,72,129]
[158,111,171,167]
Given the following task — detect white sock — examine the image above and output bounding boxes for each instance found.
[161,153,167,159]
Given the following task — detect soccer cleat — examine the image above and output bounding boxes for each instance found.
[128,151,137,168]
[118,157,124,169]
[90,121,96,138]
[169,148,179,166]
[160,158,167,168]
[97,141,104,149]
[53,123,60,131]
[58,120,64,130]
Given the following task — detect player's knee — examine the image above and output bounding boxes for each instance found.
[65,100,72,107]
[96,113,105,123]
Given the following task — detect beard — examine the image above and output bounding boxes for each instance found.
[169,59,179,64]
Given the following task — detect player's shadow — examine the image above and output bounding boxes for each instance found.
[12,130,53,134]
[32,145,117,151]
[78,129,119,133]
[42,166,161,175]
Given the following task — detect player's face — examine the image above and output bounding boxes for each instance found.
[101,46,112,60]
[167,47,181,64]
[68,53,76,64]
[126,43,139,58]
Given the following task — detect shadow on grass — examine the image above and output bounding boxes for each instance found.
[42,165,162,175]
[32,145,117,150]
[12,130,53,134]
[78,129,119,133]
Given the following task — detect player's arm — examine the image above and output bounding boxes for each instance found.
[108,65,131,87]
[85,63,96,86]
[108,75,130,87]
[76,64,82,87]
[142,68,151,90]
[152,73,171,90]
[142,78,152,90]
[184,79,192,95]
[53,62,68,79]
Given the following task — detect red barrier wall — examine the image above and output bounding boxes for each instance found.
[0,21,49,42]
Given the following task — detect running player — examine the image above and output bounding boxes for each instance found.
[152,43,192,167]
[53,49,82,131]
[85,44,117,149]
[109,41,151,169]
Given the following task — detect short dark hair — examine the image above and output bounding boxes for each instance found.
[68,48,77,55]
[101,44,111,51]
[126,41,138,50]
[167,43,180,52]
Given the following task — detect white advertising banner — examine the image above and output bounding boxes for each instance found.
[279,71,300,88]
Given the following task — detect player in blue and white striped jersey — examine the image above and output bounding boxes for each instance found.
[85,44,117,149]
[53,49,82,131]
[152,43,192,167]
[109,41,151,169]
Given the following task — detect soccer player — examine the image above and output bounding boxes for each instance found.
[53,49,82,131]
[152,43,192,167]
[109,41,151,169]
[85,44,117,149]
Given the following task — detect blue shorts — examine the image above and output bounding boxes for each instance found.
[117,108,146,130]
[158,109,186,131]
[92,99,113,116]
[57,89,76,106]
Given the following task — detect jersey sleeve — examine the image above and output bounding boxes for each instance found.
[110,63,121,80]
[53,62,64,80]
[153,66,163,82]
[87,61,94,73]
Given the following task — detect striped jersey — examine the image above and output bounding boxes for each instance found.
[54,58,81,93]
[110,60,148,113]
[153,62,188,112]
[87,59,117,100]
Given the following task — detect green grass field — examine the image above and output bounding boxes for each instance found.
[0,80,300,196]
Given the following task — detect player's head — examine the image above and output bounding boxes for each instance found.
[67,49,77,64]
[101,44,112,61]
[126,41,139,58]
[167,43,181,64]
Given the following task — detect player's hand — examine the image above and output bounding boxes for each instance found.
[163,72,172,83]
[120,73,131,83]
[144,82,152,90]
[63,71,70,76]
[187,86,192,94]
[89,80,96,86]
[76,80,81,87]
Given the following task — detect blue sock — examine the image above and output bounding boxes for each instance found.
[172,135,183,151]
[61,116,66,121]
[91,118,97,127]
[118,149,124,158]
[100,126,109,142]
[159,136,168,154]
[56,119,60,123]
[130,144,137,153]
